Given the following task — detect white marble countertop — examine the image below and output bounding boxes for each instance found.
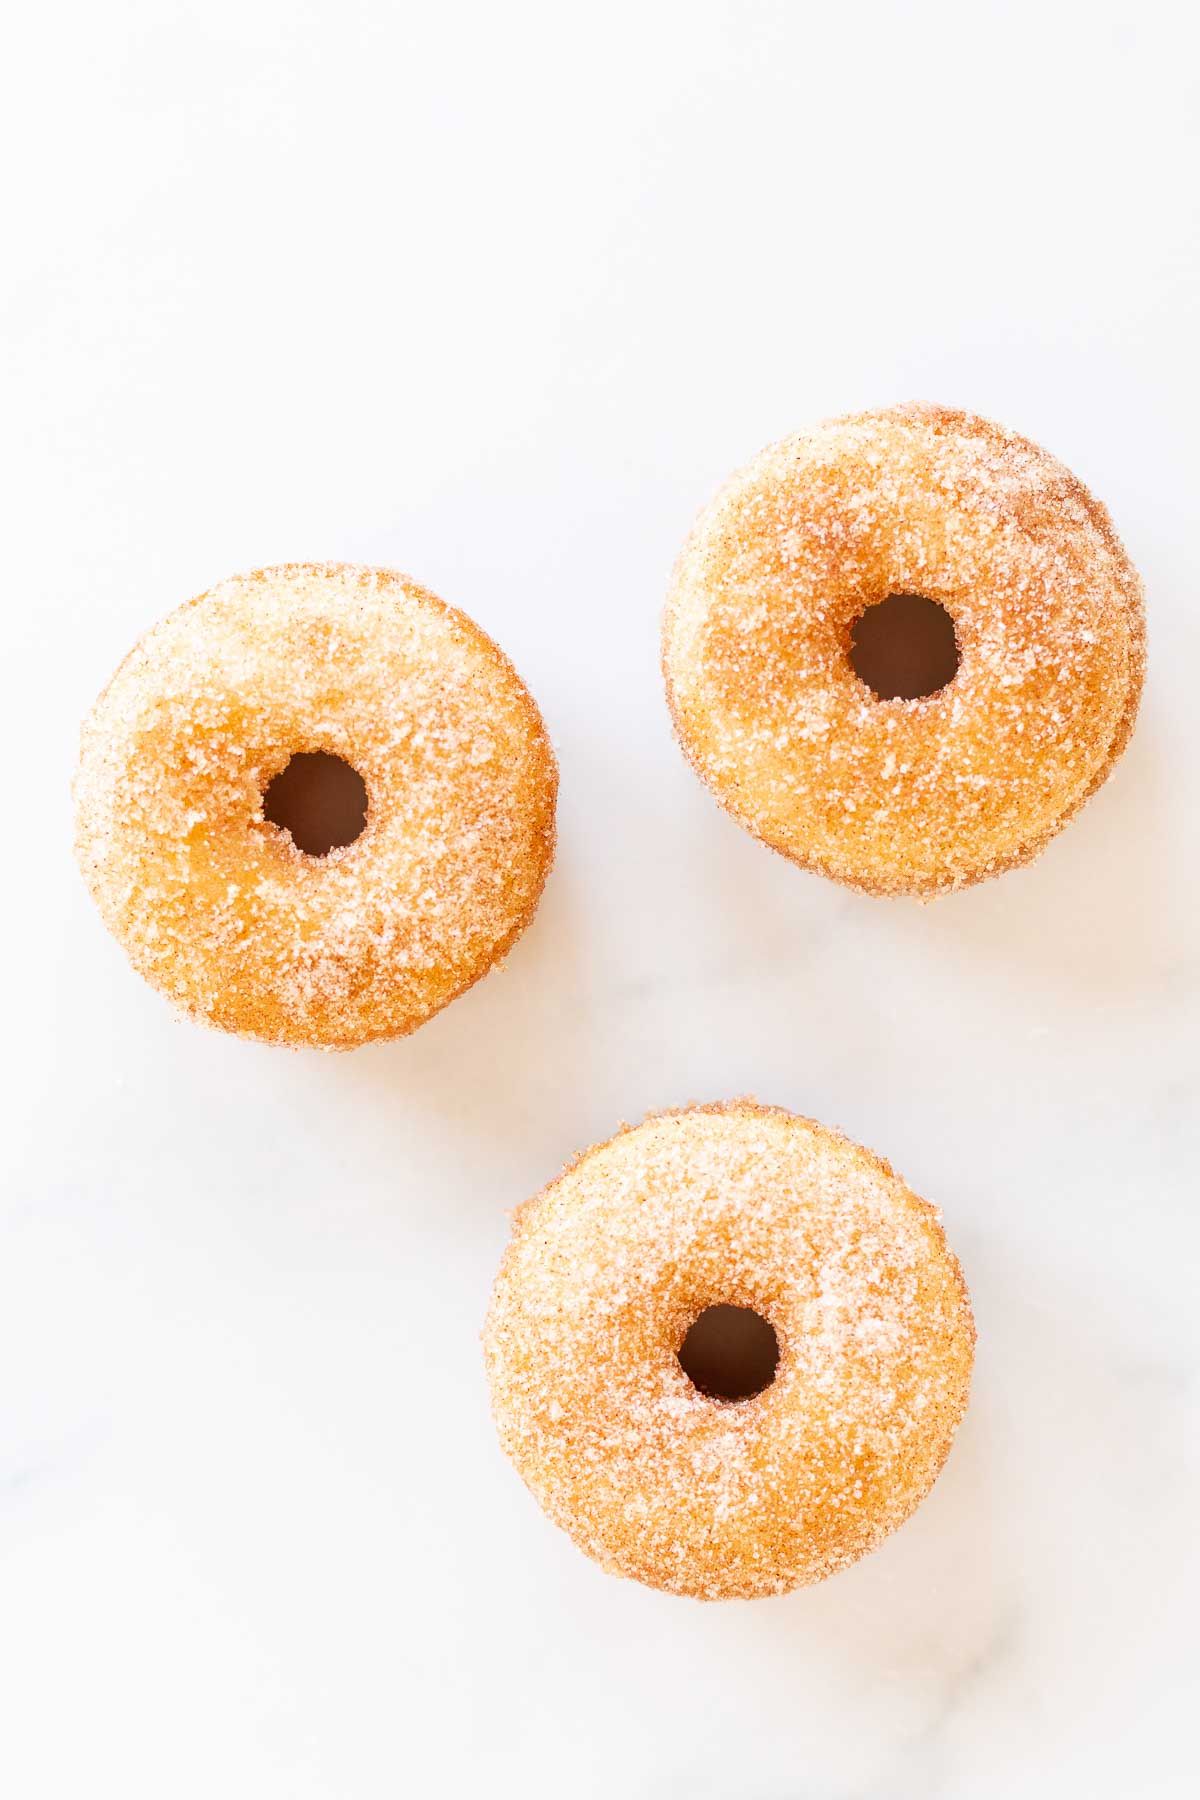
[4,3,1198,1795]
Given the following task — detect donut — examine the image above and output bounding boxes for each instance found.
[663,405,1145,897]
[74,563,557,1048]
[484,1102,974,1600]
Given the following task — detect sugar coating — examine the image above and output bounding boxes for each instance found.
[73,563,557,1048]
[483,1102,975,1601]
[663,405,1145,897]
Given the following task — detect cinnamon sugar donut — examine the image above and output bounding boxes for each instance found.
[484,1102,974,1600]
[74,563,557,1048]
[663,405,1145,897]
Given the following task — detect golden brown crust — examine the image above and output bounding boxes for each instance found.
[663,405,1145,897]
[74,563,557,1048]
[484,1101,975,1600]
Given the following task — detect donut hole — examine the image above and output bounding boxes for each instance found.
[677,1305,779,1402]
[262,752,368,856]
[849,593,959,701]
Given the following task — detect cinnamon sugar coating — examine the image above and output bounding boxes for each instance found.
[484,1103,974,1600]
[74,563,557,1048]
[663,406,1145,896]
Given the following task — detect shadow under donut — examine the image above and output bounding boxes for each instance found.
[324,852,598,1211]
[900,713,1183,1004]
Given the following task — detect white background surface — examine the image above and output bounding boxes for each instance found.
[3,3,1198,1795]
